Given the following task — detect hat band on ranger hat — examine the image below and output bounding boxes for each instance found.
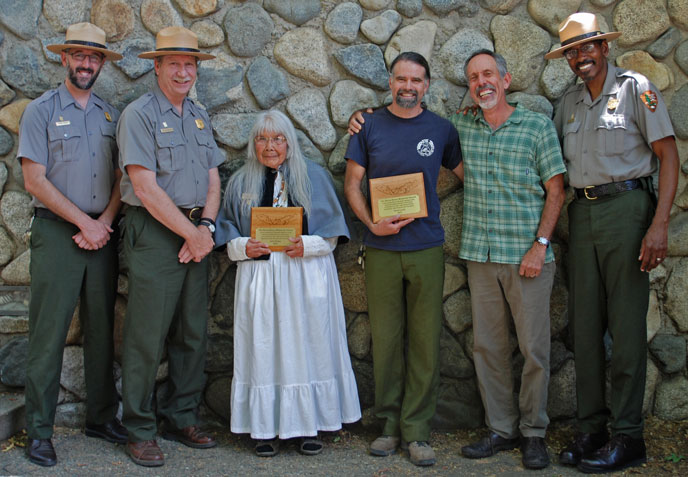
[64,39,108,50]
[155,47,201,53]
[561,31,604,47]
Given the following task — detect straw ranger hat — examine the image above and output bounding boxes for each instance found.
[47,22,123,61]
[545,13,621,60]
[138,26,215,60]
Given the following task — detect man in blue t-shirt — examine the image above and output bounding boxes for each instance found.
[344,52,462,467]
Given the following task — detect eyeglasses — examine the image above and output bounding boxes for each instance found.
[69,52,104,65]
[254,135,287,146]
[563,42,599,60]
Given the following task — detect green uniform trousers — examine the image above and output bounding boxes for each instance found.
[568,188,653,439]
[365,246,444,443]
[121,207,209,442]
[26,216,118,439]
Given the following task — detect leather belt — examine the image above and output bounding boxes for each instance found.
[35,208,99,221]
[574,178,647,200]
[179,207,202,220]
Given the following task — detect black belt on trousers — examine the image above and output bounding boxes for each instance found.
[34,208,99,221]
[179,207,203,220]
[574,178,650,200]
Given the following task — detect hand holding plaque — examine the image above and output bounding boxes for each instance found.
[250,207,304,251]
[368,172,428,224]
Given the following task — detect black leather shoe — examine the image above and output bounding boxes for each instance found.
[461,432,519,459]
[577,434,646,473]
[85,418,128,444]
[26,438,57,467]
[559,430,609,466]
[521,437,550,469]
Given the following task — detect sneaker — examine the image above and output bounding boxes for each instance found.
[370,435,400,456]
[408,441,436,466]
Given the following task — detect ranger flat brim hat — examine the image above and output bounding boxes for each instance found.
[47,22,123,61]
[545,13,621,60]
[138,26,215,60]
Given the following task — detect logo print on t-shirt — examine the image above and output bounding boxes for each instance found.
[417,139,434,157]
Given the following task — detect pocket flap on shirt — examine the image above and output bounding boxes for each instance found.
[155,131,182,149]
[47,125,81,141]
[563,121,580,135]
[100,123,116,138]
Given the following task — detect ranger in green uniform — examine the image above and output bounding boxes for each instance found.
[546,13,679,473]
[117,26,222,467]
[17,23,127,467]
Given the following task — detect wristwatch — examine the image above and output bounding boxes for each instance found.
[535,236,550,247]
[199,217,216,233]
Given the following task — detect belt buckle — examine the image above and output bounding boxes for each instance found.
[584,186,598,200]
[188,207,201,220]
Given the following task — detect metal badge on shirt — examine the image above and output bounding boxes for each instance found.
[160,121,174,133]
[105,112,112,122]
[195,119,205,130]
[606,98,619,111]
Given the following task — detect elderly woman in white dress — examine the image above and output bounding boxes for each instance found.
[214,110,361,457]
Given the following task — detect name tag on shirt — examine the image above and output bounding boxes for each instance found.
[55,120,71,126]
[160,127,174,133]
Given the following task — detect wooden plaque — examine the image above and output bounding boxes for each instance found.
[368,172,428,224]
[250,207,303,251]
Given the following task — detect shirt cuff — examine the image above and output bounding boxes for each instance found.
[302,235,337,257]
[227,236,250,261]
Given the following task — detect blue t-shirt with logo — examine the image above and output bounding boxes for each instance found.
[345,107,462,251]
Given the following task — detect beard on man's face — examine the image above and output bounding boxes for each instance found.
[67,63,101,91]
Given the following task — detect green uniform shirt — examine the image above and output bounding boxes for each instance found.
[118,83,224,207]
[16,83,119,214]
[451,104,566,265]
[554,64,674,189]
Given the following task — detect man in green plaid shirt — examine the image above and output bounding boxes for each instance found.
[451,50,566,470]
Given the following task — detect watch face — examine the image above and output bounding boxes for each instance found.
[208,224,216,233]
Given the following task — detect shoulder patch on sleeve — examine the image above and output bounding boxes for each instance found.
[640,90,658,112]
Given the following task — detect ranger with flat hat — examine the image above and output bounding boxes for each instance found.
[17,22,127,467]
[546,12,679,473]
[117,26,223,467]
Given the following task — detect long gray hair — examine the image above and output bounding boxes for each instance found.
[225,110,312,217]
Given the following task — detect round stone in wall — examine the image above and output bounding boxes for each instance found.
[224,3,274,58]
[647,27,681,60]
[361,10,401,45]
[334,44,389,90]
[438,29,494,86]
[0,99,32,134]
[174,0,217,17]
[0,190,32,243]
[324,2,363,44]
[274,28,332,87]
[141,0,183,35]
[616,50,673,91]
[669,83,688,139]
[329,80,378,128]
[287,88,337,151]
[384,20,438,67]
[263,0,320,26]
[0,127,13,156]
[479,0,523,14]
[540,45,576,100]
[212,112,259,150]
[425,0,479,15]
[40,36,64,64]
[43,0,89,33]
[527,0,582,36]
[246,56,290,110]
[397,0,422,17]
[1,42,57,100]
[1,249,30,285]
[0,80,15,108]
[113,38,156,80]
[491,15,550,92]
[668,0,688,31]
[195,51,244,111]
[359,0,391,10]
[506,92,553,117]
[0,225,14,267]
[612,0,671,48]
[91,0,135,42]
[0,0,41,40]
[675,40,688,76]
[191,20,224,48]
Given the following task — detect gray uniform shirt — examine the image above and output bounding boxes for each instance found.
[16,83,119,213]
[118,83,224,208]
[554,64,674,189]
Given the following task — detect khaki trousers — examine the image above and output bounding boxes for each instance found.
[467,260,555,439]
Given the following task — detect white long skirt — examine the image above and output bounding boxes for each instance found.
[230,251,361,439]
